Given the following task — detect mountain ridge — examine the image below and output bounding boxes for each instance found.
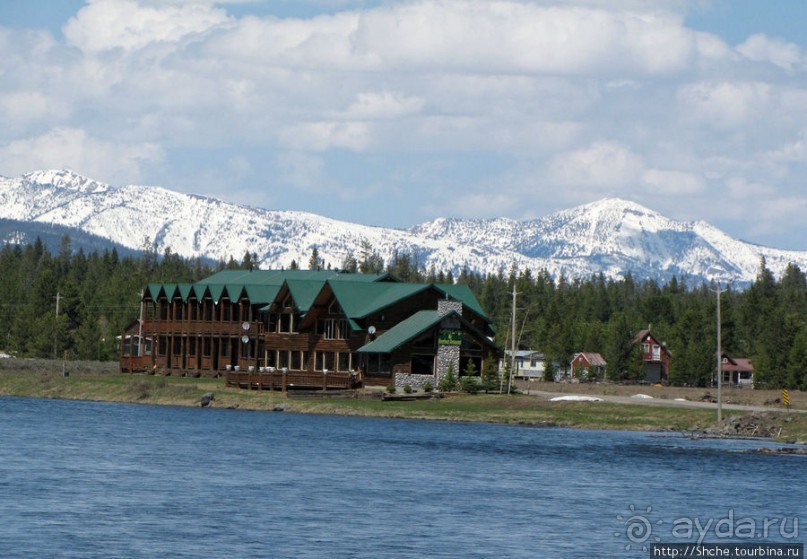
[2,169,805,286]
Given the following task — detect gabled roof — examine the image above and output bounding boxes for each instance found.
[633,329,671,355]
[285,279,328,313]
[357,310,446,354]
[434,283,486,317]
[144,269,393,304]
[329,282,430,319]
[572,352,607,367]
[357,309,497,354]
[721,352,754,372]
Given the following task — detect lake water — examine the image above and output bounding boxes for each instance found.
[1,397,804,558]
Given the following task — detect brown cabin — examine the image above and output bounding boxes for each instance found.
[119,269,500,390]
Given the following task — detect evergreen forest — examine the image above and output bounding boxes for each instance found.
[2,236,807,390]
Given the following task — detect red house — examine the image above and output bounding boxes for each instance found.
[570,352,607,381]
[633,329,671,383]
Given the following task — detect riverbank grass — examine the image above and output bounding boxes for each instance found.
[1,363,806,441]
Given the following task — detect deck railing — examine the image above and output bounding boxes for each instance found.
[225,370,358,391]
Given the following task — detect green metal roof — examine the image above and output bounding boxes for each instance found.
[435,283,487,318]
[285,279,327,313]
[357,310,445,354]
[244,284,282,306]
[140,271,490,330]
[329,282,429,319]
[177,284,194,300]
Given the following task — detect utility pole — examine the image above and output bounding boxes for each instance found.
[711,281,728,422]
[53,291,61,359]
[508,286,517,394]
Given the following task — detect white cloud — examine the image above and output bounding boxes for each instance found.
[0,0,803,248]
[0,128,164,184]
[642,168,704,195]
[0,91,67,129]
[63,0,231,52]
[737,34,804,73]
[549,141,644,188]
[677,81,773,130]
[278,121,370,151]
[338,91,424,120]
[276,151,331,192]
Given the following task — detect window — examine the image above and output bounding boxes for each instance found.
[317,318,349,339]
[411,354,435,375]
[277,313,298,333]
[315,352,336,371]
[365,354,392,375]
[338,352,351,372]
[291,351,302,371]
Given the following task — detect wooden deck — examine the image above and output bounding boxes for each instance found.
[225,370,359,391]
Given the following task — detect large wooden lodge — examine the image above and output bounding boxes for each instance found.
[120,269,499,390]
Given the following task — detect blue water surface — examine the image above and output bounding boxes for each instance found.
[0,397,804,558]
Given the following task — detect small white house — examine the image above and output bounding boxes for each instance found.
[501,350,545,380]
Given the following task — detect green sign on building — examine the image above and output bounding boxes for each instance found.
[438,330,462,346]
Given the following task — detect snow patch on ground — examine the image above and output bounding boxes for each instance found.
[549,395,603,402]
[631,393,654,399]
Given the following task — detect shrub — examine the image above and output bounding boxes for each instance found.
[386,383,397,394]
[423,382,433,393]
[438,363,459,392]
[403,384,413,394]
[460,376,481,394]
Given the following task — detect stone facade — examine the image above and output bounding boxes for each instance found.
[435,343,460,388]
[434,298,463,388]
[394,372,435,389]
[437,299,463,316]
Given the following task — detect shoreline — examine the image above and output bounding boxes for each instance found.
[2,363,805,443]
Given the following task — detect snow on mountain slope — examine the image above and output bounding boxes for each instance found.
[1,169,806,286]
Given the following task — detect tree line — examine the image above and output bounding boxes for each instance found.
[1,236,806,389]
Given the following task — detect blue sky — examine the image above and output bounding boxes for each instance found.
[0,0,805,249]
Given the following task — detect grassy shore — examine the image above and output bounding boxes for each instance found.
[2,359,806,442]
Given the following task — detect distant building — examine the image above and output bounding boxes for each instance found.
[501,350,546,380]
[570,352,607,381]
[719,352,754,387]
[633,329,671,383]
[119,269,500,390]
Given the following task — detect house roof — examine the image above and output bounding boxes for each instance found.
[329,282,430,319]
[146,270,392,305]
[357,310,446,354]
[357,309,497,354]
[142,269,492,332]
[572,352,607,367]
[633,329,671,355]
[434,283,486,317]
[721,353,754,372]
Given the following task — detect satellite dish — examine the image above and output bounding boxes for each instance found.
[241,335,249,344]
[368,326,376,335]
[242,321,250,331]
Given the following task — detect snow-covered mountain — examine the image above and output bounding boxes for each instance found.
[1,169,806,286]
